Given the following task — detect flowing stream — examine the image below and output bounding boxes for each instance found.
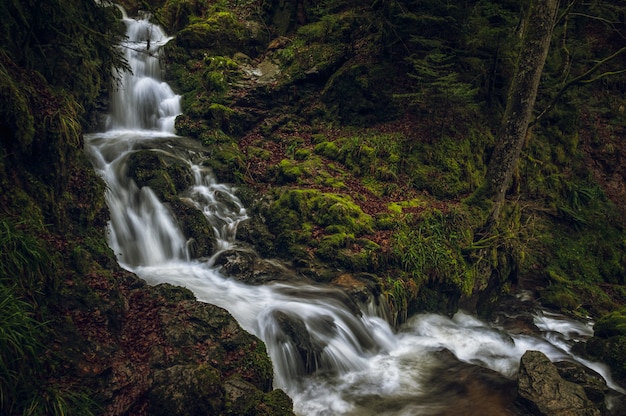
[86,12,621,415]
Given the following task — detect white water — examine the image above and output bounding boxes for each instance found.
[86,12,622,415]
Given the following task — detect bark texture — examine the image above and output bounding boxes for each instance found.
[483,0,559,223]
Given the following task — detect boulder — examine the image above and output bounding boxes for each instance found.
[554,360,609,406]
[214,249,302,285]
[517,350,600,416]
[148,364,224,415]
[272,310,328,375]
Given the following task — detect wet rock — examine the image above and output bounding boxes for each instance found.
[157,298,274,391]
[517,350,601,416]
[272,310,327,375]
[332,273,381,304]
[147,364,224,415]
[425,350,519,416]
[168,198,215,258]
[224,375,264,415]
[554,360,609,406]
[585,336,626,393]
[214,249,302,285]
[223,375,294,415]
[126,150,192,200]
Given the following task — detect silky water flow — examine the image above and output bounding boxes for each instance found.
[85,11,622,415]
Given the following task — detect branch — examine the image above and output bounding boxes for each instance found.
[532,45,626,125]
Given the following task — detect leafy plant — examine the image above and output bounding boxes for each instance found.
[0,282,42,414]
[0,220,53,302]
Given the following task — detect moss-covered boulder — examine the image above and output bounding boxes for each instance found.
[594,309,626,338]
[148,364,225,415]
[213,249,304,285]
[262,188,380,274]
[175,11,264,56]
[578,309,626,389]
[127,150,192,200]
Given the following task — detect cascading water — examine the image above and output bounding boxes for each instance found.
[86,11,623,415]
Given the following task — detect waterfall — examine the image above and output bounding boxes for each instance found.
[86,12,623,416]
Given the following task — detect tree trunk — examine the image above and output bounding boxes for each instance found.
[482,0,559,226]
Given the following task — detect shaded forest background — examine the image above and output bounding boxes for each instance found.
[2,0,626,414]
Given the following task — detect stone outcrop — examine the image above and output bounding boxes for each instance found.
[517,350,601,416]
[62,272,294,415]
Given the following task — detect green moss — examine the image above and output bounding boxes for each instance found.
[266,189,374,262]
[410,134,489,198]
[540,285,581,312]
[317,235,381,271]
[176,12,246,54]
[247,146,272,160]
[127,151,192,200]
[273,159,310,184]
[202,143,246,183]
[594,309,626,338]
[388,198,426,215]
[259,389,294,415]
[314,192,372,233]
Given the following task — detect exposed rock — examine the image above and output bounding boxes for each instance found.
[554,361,609,406]
[214,248,303,285]
[331,272,381,304]
[148,364,224,416]
[424,350,519,416]
[224,375,294,416]
[517,350,601,416]
[272,310,328,375]
[65,271,292,415]
[126,150,193,200]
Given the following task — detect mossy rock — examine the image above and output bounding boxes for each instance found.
[175,12,264,56]
[168,199,215,258]
[203,143,246,183]
[158,0,213,32]
[158,299,274,390]
[268,189,374,235]
[127,150,192,200]
[279,41,349,84]
[258,389,294,416]
[594,309,626,338]
[317,234,381,271]
[148,364,225,415]
[585,335,626,387]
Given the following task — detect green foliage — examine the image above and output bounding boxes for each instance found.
[0,55,35,149]
[390,209,475,295]
[382,276,418,326]
[0,0,128,109]
[0,220,54,302]
[0,282,42,413]
[401,51,479,124]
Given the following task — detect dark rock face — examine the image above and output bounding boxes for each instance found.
[148,364,224,415]
[214,249,304,285]
[272,310,327,375]
[517,351,600,416]
[64,272,294,415]
[554,361,609,407]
